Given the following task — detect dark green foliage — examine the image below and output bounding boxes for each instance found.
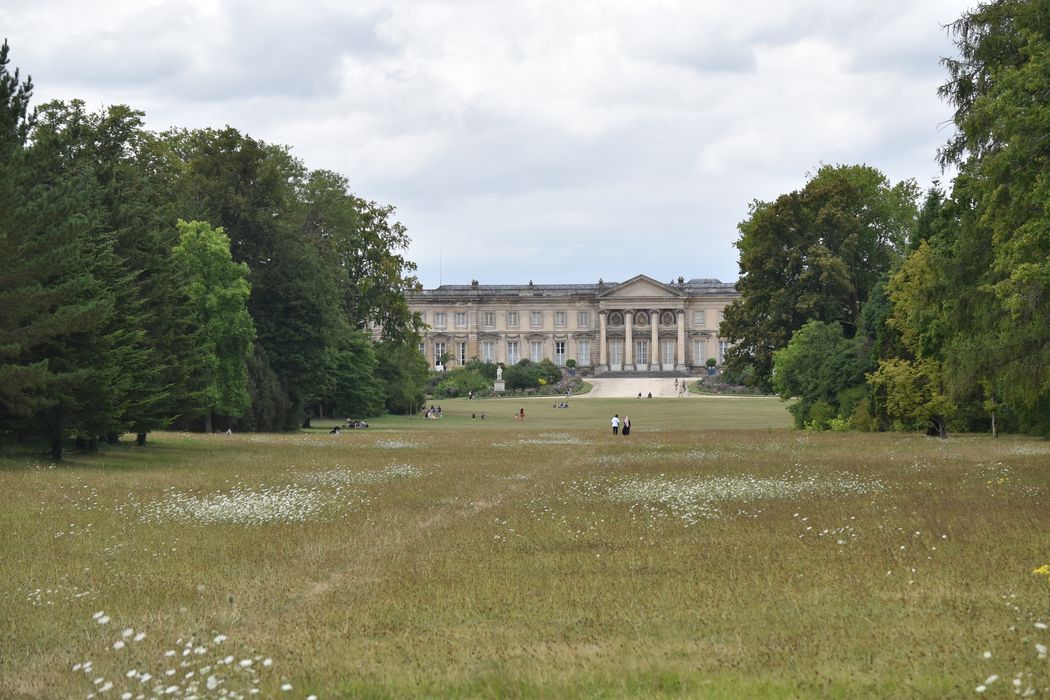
[375,341,428,415]
[432,361,499,398]
[327,329,385,419]
[0,43,426,452]
[297,169,421,343]
[772,321,865,429]
[234,344,292,432]
[931,0,1050,433]
[722,164,918,391]
[503,359,563,392]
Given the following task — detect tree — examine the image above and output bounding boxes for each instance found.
[169,128,358,428]
[722,164,918,391]
[867,358,954,436]
[771,320,864,429]
[375,340,428,415]
[27,101,205,445]
[934,0,1050,433]
[171,220,255,432]
[297,169,421,343]
[0,39,52,428]
[326,327,384,419]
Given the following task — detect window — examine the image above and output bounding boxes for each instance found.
[718,340,727,364]
[434,341,446,367]
[609,340,623,366]
[482,311,495,327]
[554,341,566,365]
[692,339,707,366]
[718,310,725,322]
[662,340,676,365]
[434,312,446,328]
[530,341,543,361]
[578,311,590,327]
[530,311,542,328]
[635,339,649,365]
[694,310,705,327]
[455,312,467,328]
[481,341,495,363]
[507,341,519,364]
[554,311,566,328]
[457,342,467,365]
[507,311,519,327]
[577,340,590,365]
[418,342,425,356]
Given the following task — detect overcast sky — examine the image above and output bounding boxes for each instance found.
[3,0,971,288]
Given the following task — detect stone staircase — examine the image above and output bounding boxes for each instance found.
[595,370,692,379]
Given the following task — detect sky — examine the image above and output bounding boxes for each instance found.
[3,0,973,289]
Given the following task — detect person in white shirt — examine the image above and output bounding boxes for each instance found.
[611,414,620,435]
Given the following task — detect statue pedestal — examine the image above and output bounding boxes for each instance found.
[493,380,506,393]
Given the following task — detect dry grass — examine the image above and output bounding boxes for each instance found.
[1,397,1048,698]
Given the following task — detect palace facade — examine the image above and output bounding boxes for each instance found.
[408,274,739,374]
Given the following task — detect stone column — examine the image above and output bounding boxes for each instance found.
[676,309,686,372]
[598,311,607,370]
[651,309,660,370]
[625,310,634,368]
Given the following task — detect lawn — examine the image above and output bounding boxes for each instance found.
[1,396,1048,698]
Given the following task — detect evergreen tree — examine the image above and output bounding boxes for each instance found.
[935,0,1050,433]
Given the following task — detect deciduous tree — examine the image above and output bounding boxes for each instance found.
[171,220,255,432]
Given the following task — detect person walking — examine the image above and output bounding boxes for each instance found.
[611,414,620,436]
[622,416,631,436]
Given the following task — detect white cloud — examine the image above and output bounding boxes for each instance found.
[1,0,972,286]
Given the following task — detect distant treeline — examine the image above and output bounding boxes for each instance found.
[0,41,428,459]
[721,1,1050,436]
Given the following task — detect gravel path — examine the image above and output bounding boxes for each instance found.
[582,377,690,398]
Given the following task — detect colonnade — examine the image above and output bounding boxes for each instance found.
[596,308,687,372]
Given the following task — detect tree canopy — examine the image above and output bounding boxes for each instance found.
[0,42,428,456]
[721,164,919,392]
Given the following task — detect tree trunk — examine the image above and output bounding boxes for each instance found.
[51,431,63,461]
[136,432,147,446]
[991,410,998,438]
[204,410,213,433]
[105,431,120,445]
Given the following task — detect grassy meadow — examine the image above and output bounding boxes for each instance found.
[2,395,1049,698]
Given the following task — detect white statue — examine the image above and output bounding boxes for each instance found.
[496,365,503,380]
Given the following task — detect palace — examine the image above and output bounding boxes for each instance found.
[407,274,739,375]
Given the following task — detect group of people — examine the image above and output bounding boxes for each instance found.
[610,413,632,436]
[423,405,443,419]
[551,401,570,408]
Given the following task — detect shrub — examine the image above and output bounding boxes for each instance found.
[805,400,835,431]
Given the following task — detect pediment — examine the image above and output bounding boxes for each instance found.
[597,275,685,299]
